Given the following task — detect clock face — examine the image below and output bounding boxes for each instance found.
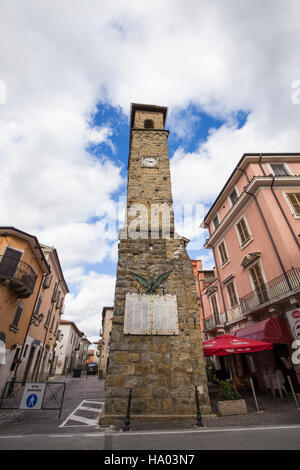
[142,157,158,168]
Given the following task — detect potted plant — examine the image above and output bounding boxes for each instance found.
[216,379,248,416]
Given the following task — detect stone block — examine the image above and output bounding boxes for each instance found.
[115,352,129,363]
[131,399,146,413]
[217,399,248,416]
[162,398,174,414]
[113,399,128,413]
[129,353,140,362]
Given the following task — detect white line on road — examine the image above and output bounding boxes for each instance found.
[111,424,300,437]
[1,424,300,440]
[59,399,104,428]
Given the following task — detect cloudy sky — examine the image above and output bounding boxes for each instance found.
[1,1,299,341]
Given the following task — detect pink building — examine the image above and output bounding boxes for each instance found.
[201,153,300,391]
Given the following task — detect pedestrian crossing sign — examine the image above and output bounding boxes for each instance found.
[20,383,46,410]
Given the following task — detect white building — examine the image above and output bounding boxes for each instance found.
[53,320,88,375]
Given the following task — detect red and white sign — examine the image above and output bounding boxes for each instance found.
[286,308,300,341]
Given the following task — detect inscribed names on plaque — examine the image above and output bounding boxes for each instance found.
[152,295,178,335]
[124,293,178,335]
[124,294,151,334]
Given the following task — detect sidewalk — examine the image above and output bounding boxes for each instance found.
[1,377,299,434]
[0,375,105,435]
[113,383,300,432]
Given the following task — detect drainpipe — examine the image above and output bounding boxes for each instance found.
[244,190,292,290]
[270,176,299,250]
[257,156,299,249]
[205,243,228,323]
[196,271,207,333]
[258,154,267,176]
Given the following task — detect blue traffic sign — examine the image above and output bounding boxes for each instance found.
[26,393,38,408]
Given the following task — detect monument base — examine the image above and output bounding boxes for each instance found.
[99,406,212,425]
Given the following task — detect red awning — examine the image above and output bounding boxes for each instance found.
[203,334,273,356]
[235,317,292,344]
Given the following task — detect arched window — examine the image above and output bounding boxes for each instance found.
[144,119,154,129]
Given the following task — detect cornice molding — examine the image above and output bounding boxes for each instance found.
[205,175,300,247]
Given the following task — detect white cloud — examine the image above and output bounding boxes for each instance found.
[35,222,113,267]
[64,268,116,342]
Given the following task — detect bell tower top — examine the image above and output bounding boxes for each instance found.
[130,103,168,130]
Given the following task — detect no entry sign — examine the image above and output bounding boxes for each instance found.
[20,383,46,410]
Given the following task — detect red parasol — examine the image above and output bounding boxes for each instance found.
[203,334,273,356]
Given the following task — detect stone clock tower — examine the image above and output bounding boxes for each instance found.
[99,103,211,425]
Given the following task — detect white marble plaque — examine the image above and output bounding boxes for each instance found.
[124,293,179,335]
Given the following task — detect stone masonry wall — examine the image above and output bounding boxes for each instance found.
[101,236,211,420]
[99,106,211,423]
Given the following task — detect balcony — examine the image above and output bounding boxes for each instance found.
[226,304,243,323]
[240,267,300,315]
[0,255,38,298]
[204,312,226,332]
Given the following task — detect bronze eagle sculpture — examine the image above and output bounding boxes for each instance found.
[129,271,171,294]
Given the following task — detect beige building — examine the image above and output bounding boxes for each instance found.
[0,227,50,393]
[24,244,69,382]
[99,306,113,378]
[0,229,68,392]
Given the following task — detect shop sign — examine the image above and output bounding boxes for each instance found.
[286,308,300,340]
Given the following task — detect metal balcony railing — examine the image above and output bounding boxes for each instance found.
[240,267,300,314]
[204,312,226,331]
[0,255,38,297]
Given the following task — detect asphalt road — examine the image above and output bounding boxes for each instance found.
[0,425,300,450]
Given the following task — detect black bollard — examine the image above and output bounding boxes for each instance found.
[195,386,204,427]
[123,388,133,432]
[7,376,16,398]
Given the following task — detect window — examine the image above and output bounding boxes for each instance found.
[249,263,268,304]
[286,193,300,216]
[52,282,58,302]
[45,309,51,327]
[33,295,42,318]
[0,247,22,278]
[218,241,229,266]
[271,164,288,176]
[226,281,238,308]
[229,188,239,206]
[50,315,55,331]
[23,344,28,358]
[144,119,154,129]
[210,294,219,316]
[56,291,61,308]
[11,303,24,328]
[213,215,220,230]
[236,217,251,246]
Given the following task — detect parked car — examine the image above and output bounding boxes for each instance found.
[87,362,98,375]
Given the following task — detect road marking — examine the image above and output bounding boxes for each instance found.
[59,399,104,428]
[111,424,300,437]
[1,424,300,441]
